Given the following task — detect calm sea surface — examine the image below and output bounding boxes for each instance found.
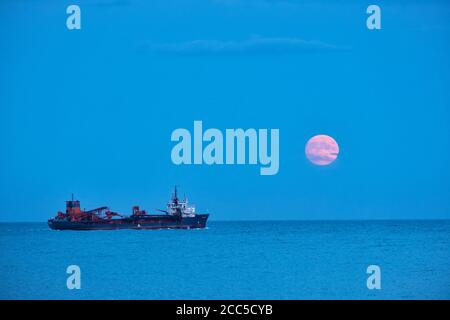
[0,220,449,299]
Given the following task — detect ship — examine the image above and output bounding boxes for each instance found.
[48,187,209,230]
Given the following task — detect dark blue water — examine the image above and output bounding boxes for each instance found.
[0,221,449,299]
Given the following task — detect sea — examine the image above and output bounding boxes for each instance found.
[0,220,449,299]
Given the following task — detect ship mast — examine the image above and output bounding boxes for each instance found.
[170,185,182,218]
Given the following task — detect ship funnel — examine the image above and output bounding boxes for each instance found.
[66,195,81,215]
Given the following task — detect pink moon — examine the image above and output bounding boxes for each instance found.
[305,135,339,166]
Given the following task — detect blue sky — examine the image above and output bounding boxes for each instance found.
[1,0,449,221]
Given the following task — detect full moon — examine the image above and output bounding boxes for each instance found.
[305,135,339,166]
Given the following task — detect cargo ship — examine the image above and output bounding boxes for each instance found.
[48,187,209,230]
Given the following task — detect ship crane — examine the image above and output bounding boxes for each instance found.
[156,209,169,215]
[84,206,109,215]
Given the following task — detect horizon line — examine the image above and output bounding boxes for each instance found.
[0,218,449,224]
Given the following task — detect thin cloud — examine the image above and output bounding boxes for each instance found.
[146,36,344,56]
